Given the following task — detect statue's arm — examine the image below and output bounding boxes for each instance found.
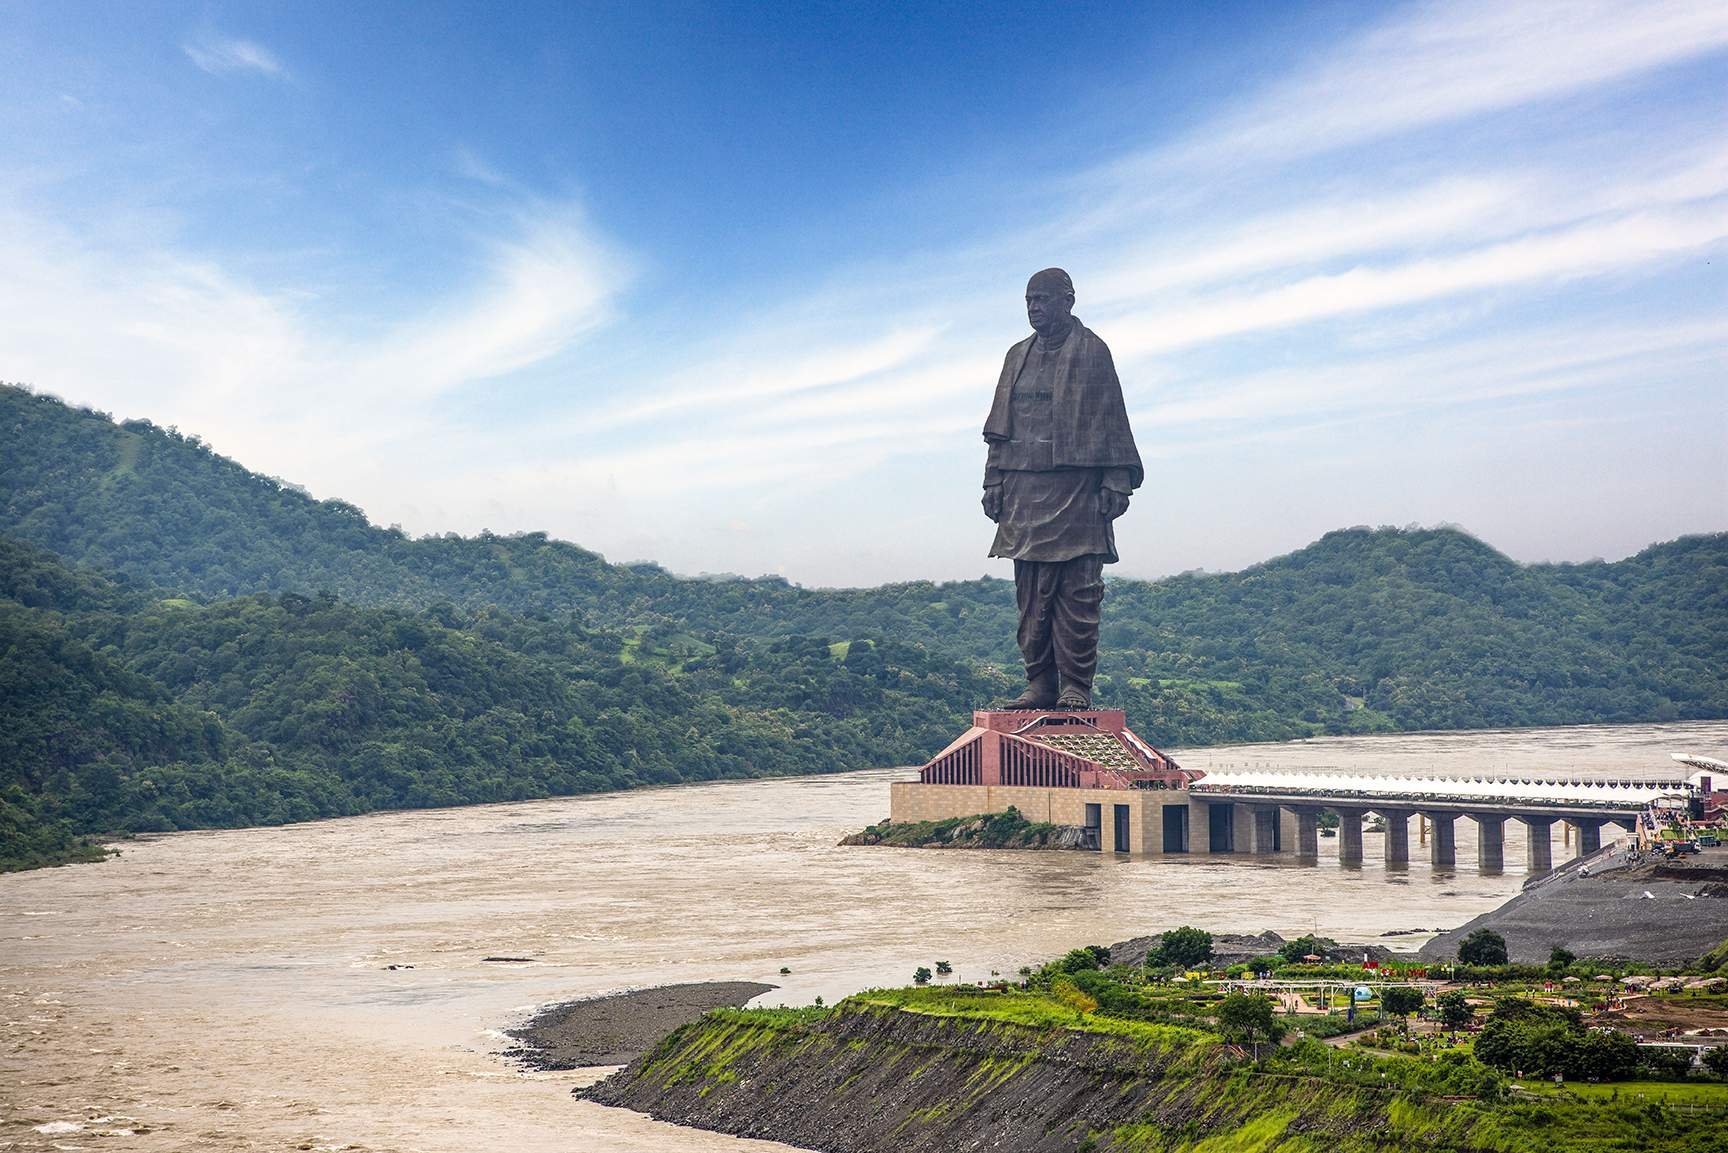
[1099,467,1132,520]
[982,454,1004,522]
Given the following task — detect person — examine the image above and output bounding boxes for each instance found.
[982,268,1142,710]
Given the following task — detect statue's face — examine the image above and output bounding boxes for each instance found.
[1025,281,1074,335]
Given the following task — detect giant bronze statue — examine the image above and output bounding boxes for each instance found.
[982,268,1141,710]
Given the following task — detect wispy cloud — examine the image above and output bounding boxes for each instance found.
[184,33,286,78]
[452,146,509,187]
[0,198,624,485]
[10,0,1726,585]
[474,0,1728,583]
[1156,0,1728,170]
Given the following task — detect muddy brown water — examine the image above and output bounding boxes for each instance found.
[4,721,1723,1152]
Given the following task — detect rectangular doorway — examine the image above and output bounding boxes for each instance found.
[1083,803,1102,852]
[1112,804,1131,854]
[1208,803,1234,852]
[1162,805,1189,853]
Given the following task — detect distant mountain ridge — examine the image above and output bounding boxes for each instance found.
[3,380,1725,760]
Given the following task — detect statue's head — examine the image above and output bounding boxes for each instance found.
[1025,268,1075,337]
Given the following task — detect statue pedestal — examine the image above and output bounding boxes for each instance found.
[892,705,1196,855]
[916,707,1189,789]
[972,707,1127,733]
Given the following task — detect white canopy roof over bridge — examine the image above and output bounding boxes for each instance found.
[1192,768,1693,806]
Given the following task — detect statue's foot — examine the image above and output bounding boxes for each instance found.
[1000,673,1057,710]
[1055,684,1092,710]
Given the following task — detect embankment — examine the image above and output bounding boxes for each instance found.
[1419,850,1728,966]
[580,1002,1518,1153]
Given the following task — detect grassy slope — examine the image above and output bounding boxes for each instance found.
[598,990,1728,1153]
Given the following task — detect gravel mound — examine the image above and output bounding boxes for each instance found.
[1418,850,1728,966]
[506,981,776,1069]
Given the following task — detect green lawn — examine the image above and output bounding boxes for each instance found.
[1514,1078,1728,1106]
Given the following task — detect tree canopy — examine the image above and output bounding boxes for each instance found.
[1458,930,1510,966]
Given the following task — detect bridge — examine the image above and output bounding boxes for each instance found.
[1189,772,1692,872]
[891,708,1708,869]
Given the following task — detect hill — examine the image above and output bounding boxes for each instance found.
[5,382,1724,744]
[0,537,1004,870]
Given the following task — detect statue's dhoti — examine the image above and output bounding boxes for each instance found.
[1014,554,1104,694]
[989,466,1116,698]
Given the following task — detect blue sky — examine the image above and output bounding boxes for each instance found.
[2,1,1724,585]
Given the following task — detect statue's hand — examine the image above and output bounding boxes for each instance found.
[1099,488,1130,520]
[982,485,1004,522]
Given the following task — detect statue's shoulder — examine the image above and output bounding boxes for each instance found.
[1003,332,1036,361]
[1073,319,1111,352]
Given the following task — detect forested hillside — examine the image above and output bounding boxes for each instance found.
[0,537,1005,870]
[3,383,1725,869]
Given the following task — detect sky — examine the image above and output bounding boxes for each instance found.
[1,0,1724,587]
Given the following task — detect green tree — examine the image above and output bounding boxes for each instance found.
[1151,927,1214,970]
[1704,1046,1728,1079]
[1639,1046,1695,1079]
[1278,934,1334,964]
[1459,929,1509,966]
[1436,991,1473,1032]
[913,966,932,985]
[1548,945,1575,970]
[1217,993,1283,1061]
[1380,986,1425,1019]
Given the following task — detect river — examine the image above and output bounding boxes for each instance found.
[4,720,1724,1152]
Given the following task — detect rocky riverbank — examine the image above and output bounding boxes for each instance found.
[506,981,776,1069]
[579,1000,1515,1153]
[840,807,1089,850]
[1419,848,1728,966]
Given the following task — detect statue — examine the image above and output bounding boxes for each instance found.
[982,268,1142,710]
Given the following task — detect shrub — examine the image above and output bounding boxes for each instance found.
[913,966,932,984]
[1051,976,1099,1015]
[1702,1046,1728,1079]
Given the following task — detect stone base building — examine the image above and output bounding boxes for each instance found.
[889,709,1299,857]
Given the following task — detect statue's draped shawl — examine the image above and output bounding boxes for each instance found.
[982,319,1143,489]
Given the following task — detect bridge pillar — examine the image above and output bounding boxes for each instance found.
[1522,816,1555,875]
[1472,814,1505,873]
[1381,809,1411,867]
[1291,807,1320,860]
[1244,805,1280,855]
[1337,809,1364,866]
[1425,812,1457,869]
[1569,818,1603,857]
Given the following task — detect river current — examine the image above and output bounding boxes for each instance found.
[4,721,1724,1152]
